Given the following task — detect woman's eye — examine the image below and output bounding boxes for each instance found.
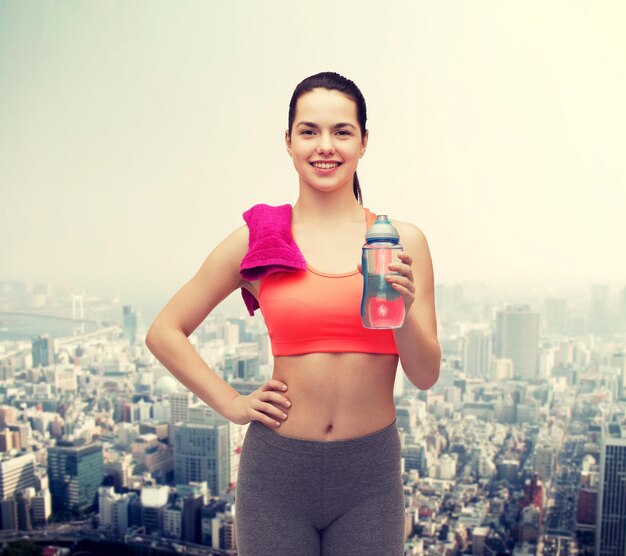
[300,130,315,135]
[337,130,351,136]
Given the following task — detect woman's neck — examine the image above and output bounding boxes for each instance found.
[293,185,364,226]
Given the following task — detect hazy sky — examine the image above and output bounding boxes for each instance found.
[1,1,625,313]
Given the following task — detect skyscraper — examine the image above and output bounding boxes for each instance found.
[31,334,54,367]
[123,305,139,344]
[495,305,539,381]
[0,453,36,499]
[463,329,492,378]
[596,422,626,555]
[169,391,194,426]
[47,440,103,514]
[173,413,229,498]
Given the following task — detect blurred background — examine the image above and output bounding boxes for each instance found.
[1,0,624,321]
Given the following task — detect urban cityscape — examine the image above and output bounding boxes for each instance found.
[0,279,625,555]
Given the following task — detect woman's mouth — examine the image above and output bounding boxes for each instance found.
[310,161,342,174]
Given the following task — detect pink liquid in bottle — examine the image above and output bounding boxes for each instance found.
[367,295,405,328]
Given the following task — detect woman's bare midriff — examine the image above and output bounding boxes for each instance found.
[270,352,399,441]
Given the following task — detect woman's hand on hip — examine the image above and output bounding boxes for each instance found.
[226,379,291,428]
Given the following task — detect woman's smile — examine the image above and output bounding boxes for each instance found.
[310,161,343,174]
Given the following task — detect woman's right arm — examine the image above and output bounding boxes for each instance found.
[144,224,291,427]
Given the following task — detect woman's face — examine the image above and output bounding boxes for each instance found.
[285,88,368,195]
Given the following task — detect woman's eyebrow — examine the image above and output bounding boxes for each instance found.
[296,121,357,130]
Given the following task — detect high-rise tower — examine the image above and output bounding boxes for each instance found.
[596,422,626,555]
[495,305,539,381]
[47,440,103,514]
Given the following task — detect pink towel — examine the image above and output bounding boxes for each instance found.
[239,203,306,316]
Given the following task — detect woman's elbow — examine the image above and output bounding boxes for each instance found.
[416,365,440,391]
[145,327,158,353]
[414,344,441,390]
[145,322,167,352]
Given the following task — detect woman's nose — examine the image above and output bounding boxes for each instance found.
[316,133,335,154]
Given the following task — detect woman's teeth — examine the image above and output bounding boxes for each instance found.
[311,162,340,169]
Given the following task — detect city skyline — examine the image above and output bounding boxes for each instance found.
[0,277,625,553]
[1,1,625,308]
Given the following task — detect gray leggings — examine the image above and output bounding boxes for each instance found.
[234,418,405,556]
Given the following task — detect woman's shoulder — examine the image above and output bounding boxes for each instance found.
[378,215,425,239]
[205,223,250,275]
[386,217,429,252]
[230,222,251,249]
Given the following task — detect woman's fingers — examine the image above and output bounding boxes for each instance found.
[262,400,288,420]
[256,400,288,426]
[387,252,414,288]
[263,379,287,392]
[385,273,415,292]
[383,252,416,312]
[255,381,291,426]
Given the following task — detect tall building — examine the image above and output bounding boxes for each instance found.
[47,440,103,514]
[577,458,598,530]
[123,305,139,345]
[596,422,626,555]
[463,330,492,378]
[163,501,182,539]
[0,498,17,531]
[141,485,169,535]
[32,334,55,367]
[98,486,131,533]
[495,305,539,381]
[169,392,194,426]
[182,491,204,543]
[173,419,229,498]
[0,453,36,499]
[30,488,52,526]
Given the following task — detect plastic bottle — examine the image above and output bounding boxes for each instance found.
[360,215,405,329]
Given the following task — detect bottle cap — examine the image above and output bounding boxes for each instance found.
[365,215,400,242]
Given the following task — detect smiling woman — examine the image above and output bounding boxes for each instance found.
[285,73,369,206]
[286,89,367,195]
[146,71,440,556]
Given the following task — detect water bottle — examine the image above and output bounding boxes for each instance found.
[360,215,405,329]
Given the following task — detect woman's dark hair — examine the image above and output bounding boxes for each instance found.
[288,71,367,205]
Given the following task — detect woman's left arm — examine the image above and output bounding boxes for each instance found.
[385,221,441,390]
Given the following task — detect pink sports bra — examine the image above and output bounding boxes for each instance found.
[257,208,400,356]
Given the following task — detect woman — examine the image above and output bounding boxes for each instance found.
[146,71,440,555]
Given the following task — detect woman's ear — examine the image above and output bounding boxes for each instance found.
[360,129,369,158]
[285,129,292,157]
